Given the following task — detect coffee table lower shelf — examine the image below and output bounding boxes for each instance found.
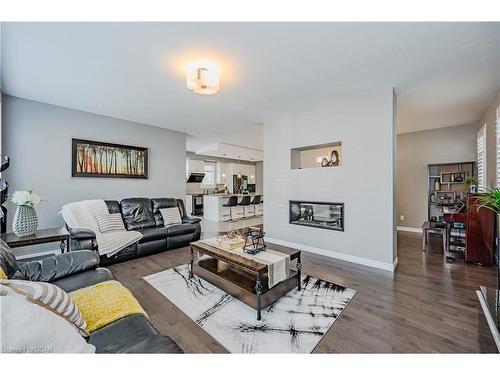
[192,256,300,320]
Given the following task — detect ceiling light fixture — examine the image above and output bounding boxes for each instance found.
[186,61,220,95]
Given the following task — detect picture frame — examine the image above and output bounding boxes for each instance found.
[71,138,149,179]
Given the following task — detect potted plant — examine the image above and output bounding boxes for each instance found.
[464,176,479,193]
[9,189,43,237]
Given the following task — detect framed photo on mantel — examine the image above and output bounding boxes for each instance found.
[72,138,149,179]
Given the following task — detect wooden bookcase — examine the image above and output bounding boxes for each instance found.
[427,161,476,222]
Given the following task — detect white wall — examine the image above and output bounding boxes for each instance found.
[263,88,397,270]
[2,96,186,228]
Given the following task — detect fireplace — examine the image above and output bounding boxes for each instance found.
[289,201,344,231]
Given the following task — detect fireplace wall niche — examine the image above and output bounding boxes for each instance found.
[289,200,344,231]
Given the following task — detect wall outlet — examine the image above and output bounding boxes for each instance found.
[400,215,405,221]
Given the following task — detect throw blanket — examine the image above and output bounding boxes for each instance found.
[201,238,290,288]
[69,280,147,332]
[61,199,142,258]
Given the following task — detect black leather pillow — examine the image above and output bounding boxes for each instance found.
[105,200,122,215]
[0,239,19,278]
[120,198,156,230]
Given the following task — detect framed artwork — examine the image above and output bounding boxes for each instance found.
[72,139,148,179]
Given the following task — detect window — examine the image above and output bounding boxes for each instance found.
[477,124,486,190]
[202,161,216,187]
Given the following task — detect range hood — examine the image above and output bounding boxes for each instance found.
[187,173,205,183]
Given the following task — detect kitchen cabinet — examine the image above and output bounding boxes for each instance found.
[186,158,205,178]
[185,195,193,216]
[217,162,228,184]
[466,194,495,265]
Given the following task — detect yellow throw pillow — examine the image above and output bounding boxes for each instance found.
[0,267,7,279]
[69,280,147,333]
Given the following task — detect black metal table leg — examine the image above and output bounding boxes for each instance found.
[297,254,302,291]
[256,273,263,320]
[189,247,194,279]
[59,239,67,254]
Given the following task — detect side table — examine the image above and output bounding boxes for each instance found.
[421,221,448,253]
[1,228,70,256]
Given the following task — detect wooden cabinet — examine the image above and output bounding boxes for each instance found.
[466,195,495,265]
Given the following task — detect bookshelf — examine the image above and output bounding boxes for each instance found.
[427,161,476,222]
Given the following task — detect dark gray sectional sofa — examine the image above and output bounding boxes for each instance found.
[0,242,182,353]
[66,198,201,265]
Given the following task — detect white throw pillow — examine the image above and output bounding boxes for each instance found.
[0,285,95,354]
[160,207,182,226]
[95,213,126,233]
[1,279,88,336]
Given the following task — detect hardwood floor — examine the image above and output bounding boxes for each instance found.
[109,230,498,353]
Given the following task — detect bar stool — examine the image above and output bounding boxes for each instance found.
[250,195,261,217]
[222,196,238,222]
[238,196,252,218]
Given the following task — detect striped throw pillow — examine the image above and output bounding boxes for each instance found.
[159,207,182,226]
[95,213,125,233]
[1,279,89,336]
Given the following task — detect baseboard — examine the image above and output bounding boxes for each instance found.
[266,237,398,272]
[397,226,423,233]
[476,290,500,352]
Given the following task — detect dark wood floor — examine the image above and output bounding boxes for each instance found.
[109,231,498,353]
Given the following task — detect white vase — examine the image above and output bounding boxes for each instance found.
[12,205,38,237]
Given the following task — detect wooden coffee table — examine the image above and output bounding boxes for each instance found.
[189,241,302,320]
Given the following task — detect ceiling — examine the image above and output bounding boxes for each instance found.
[1,22,499,151]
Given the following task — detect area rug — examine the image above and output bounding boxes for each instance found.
[143,264,356,353]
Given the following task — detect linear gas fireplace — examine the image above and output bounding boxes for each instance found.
[289,200,344,231]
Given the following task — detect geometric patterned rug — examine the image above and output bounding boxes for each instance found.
[144,264,356,353]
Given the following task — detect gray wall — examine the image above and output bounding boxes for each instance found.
[397,123,477,229]
[264,88,397,270]
[2,96,186,228]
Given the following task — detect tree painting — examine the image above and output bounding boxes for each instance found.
[72,139,148,178]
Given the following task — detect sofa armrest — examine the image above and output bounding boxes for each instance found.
[67,227,97,240]
[182,216,201,224]
[16,250,100,282]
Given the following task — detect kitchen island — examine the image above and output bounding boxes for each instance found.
[203,194,263,221]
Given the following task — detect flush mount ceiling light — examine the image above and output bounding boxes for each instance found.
[186,61,220,95]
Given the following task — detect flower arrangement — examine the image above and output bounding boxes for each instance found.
[9,189,43,208]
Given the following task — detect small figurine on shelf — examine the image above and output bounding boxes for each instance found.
[430,193,436,203]
[434,178,441,191]
[242,226,267,255]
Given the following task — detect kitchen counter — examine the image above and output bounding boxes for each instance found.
[206,193,260,198]
[203,194,263,221]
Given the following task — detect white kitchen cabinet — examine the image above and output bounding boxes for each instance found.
[217,162,228,184]
[186,158,205,175]
[185,195,193,215]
